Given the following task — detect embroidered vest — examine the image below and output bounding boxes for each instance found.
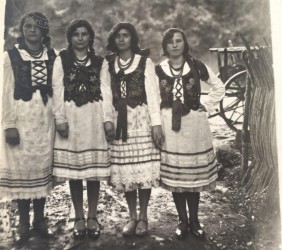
[156,59,209,114]
[60,50,104,107]
[108,56,147,110]
[8,46,56,105]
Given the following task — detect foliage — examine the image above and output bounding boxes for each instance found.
[4,0,271,62]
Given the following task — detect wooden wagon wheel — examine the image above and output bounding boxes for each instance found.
[219,70,248,131]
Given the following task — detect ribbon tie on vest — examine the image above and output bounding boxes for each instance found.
[115,70,128,142]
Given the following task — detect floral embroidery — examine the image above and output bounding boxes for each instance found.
[90,75,98,83]
[189,78,195,85]
[160,79,172,93]
[185,78,195,91]
[61,50,103,107]
[68,72,76,81]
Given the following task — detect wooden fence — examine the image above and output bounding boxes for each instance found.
[241,38,278,206]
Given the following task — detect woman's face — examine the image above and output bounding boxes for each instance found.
[166,32,185,58]
[114,29,132,52]
[71,26,90,51]
[22,16,43,44]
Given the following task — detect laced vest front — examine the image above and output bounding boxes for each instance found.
[8,46,56,105]
[108,56,147,110]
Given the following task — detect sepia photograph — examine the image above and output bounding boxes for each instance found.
[0,0,280,249]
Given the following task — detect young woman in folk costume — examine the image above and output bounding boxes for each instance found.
[156,28,225,239]
[52,19,114,240]
[0,11,56,243]
[106,22,164,237]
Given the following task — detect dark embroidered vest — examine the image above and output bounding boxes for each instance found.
[108,56,147,110]
[156,59,209,114]
[60,50,104,107]
[7,46,56,105]
[108,55,147,142]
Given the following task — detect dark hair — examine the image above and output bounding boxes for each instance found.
[66,19,95,53]
[161,28,189,57]
[106,22,141,54]
[18,11,50,48]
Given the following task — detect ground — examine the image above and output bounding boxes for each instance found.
[0,116,281,250]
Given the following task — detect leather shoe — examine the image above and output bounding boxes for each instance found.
[87,217,100,240]
[190,221,205,238]
[33,217,52,238]
[73,218,86,240]
[17,222,30,245]
[135,219,148,237]
[122,219,137,236]
[175,221,189,240]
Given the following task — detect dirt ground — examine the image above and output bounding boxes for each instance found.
[0,116,281,250]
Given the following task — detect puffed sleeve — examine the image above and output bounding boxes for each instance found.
[100,59,114,123]
[2,52,17,130]
[144,58,161,126]
[201,65,225,114]
[52,56,67,125]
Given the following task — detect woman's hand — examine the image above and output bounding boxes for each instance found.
[104,121,115,142]
[5,128,20,145]
[152,125,165,149]
[56,122,69,138]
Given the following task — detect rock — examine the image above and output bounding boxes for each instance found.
[215,185,229,194]
[151,235,165,241]
[247,241,253,246]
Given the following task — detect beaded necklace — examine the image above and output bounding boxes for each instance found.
[117,54,135,71]
[168,59,185,78]
[26,47,44,59]
[74,53,89,66]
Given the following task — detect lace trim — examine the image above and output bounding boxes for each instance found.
[110,179,160,192]
[54,176,109,183]
[0,182,53,201]
[110,161,160,191]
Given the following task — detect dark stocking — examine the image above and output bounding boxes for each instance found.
[16,199,31,242]
[186,192,200,223]
[69,180,84,219]
[33,198,46,222]
[17,199,31,225]
[172,192,188,223]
